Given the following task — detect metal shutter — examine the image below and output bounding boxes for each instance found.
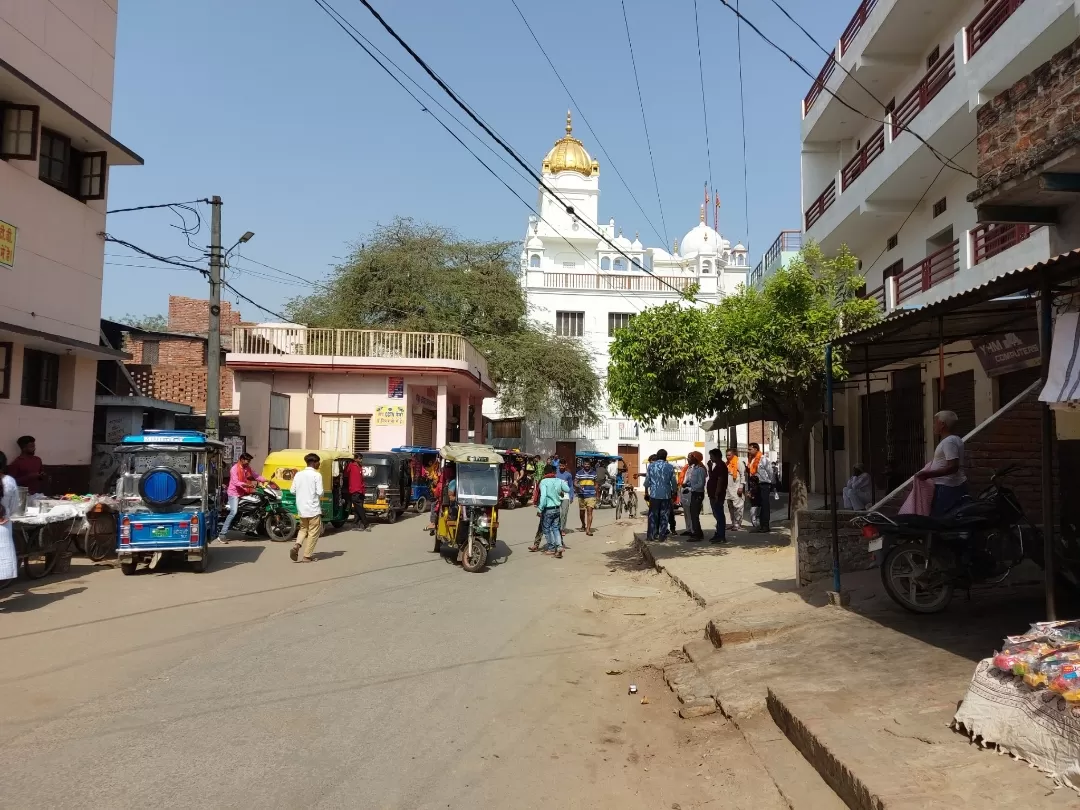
[412,412,434,447]
[353,417,371,453]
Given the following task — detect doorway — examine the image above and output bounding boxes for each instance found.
[618,444,640,482]
[555,441,576,469]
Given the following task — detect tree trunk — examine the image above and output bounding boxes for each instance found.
[785,425,812,517]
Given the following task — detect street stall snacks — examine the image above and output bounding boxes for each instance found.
[11,494,117,578]
[953,620,1080,791]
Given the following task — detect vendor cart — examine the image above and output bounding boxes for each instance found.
[11,510,81,579]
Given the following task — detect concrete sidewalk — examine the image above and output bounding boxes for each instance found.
[637,526,1077,808]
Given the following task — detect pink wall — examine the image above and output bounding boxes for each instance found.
[0,0,118,131]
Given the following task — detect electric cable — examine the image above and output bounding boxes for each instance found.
[692,0,714,199]
[735,0,750,250]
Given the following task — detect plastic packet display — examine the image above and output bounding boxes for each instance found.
[993,640,1055,675]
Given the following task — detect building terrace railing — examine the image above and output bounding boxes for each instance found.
[231,326,488,375]
[840,0,878,56]
[764,230,803,271]
[892,45,956,140]
[860,283,886,312]
[805,180,837,231]
[803,52,836,117]
[895,240,960,304]
[967,0,1027,59]
[841,126,886,191]
[971,223,1036,265]
[543,273,695,292]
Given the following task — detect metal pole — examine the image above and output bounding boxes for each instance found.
[938,315,946,409]
[826,344,841,593]
[1039,279,1057,620]
[864,344,875,504]
[206,196,223,440]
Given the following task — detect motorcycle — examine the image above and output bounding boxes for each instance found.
[596,480,617,509]
[855,465,1041,614]
[221,484,298,542]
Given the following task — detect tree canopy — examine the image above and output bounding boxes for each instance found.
[286,217,601,422]
[607,242,879,502]
[116,313,168,331]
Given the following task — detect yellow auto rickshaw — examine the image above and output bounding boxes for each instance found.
[262,449,354,531]
[432,443,502,572]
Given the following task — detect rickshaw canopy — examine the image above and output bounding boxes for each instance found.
[118,430,225,451]
[575,450,622,463]
[440,443,504,464]
[262,449,352,490]
[391,446,439,455]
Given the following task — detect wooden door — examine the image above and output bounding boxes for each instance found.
[618,444,640,482]
[555,441,576,469]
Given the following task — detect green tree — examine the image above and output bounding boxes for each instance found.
[116,313,168,331]
[607,242,879,509]
[286,217,601,423]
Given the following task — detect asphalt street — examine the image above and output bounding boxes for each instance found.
[0,504,786,810]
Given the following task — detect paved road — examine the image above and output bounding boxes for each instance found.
[0,505,786,809]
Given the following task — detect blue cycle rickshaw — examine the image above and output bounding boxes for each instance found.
[575,451,623,509]
[113,430,225,575]
[392,445,440,513]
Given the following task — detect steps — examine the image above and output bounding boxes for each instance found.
[739,714,848,810]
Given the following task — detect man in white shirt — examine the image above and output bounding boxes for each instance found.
[916,410,968,517]
[289,453,325,563]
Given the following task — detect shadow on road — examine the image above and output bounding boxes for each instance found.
[0,586,89,613]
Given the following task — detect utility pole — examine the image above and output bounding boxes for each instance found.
[206,196,223,440]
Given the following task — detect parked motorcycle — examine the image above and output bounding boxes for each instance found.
[596,481,616,509]
[855,465,1041,614]
[220,484,298,542]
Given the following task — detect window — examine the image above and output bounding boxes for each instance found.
[886,234,898,251]
[1,104,38,160]
[529,254,540,268]
[269,393,290,452]
[608,312,635,336]
[353,416,371,452]
[142,340,160,365]
[600,256,611,271]
[926,46,940,70]
[39,129,70,188]
[702,260,712,273]
[884,258,904,278]
[0,342,11,398]
[613,258,626,271]
[932,197,947,218]
[562,261,576,269]
[555,311,584,337]
[78,151,107,200]
[21,348,60,408]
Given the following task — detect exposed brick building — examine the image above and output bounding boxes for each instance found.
[119,296,242,413]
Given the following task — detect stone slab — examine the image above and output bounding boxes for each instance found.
[591,584,662,600]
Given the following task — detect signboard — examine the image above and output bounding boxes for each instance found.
[374,405,406,426]
[413,391,437,411]
[223,436,246,464]
[974,332,1041,377]
[387,376,405,399]
[0,219,15,268]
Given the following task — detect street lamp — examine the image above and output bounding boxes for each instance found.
[225,230,256,260]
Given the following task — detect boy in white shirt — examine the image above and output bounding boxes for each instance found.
[290,453,325,563]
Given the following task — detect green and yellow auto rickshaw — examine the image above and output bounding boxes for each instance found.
[263,449,354,532]
[432,443,502,573]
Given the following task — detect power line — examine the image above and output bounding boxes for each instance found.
[735,0,750,250]
[100,234,207,274]
[222,280,290,322]
[620,0,670,248]
[692,0,714,198]
[344,0,701,302]
[311,0,648,313]
[508,0,669,250]
[713,0,975,179]
[106,199,210,214]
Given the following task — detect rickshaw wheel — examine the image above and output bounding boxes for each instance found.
[330,519,346,530]
[461,539,488,573]
[413,496,428,514]
[120,560,138,576]
[191,546,210,573]
[505,499,517,510]
[385,508,398,524]
[22,552,57,580]
[432,534,442,554]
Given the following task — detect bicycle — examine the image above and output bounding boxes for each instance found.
[615,483,638,520]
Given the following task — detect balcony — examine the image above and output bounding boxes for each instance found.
[840,0,879,55]
[803,53,836,117]
[967,0,1027,59]
[892,46,956,140]
[228,325,489,381]
[895,240,960,304]
[860,283,887,312]
[971,223,1036,265]
[841,127,885,191]
[543,273,695,292]
[805,180,837,231]
[764,230,803,271]
[536,418,610,441]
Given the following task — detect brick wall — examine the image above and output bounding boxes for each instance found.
[795,509,875,585]
[137,367,233,412]
[974,35,1080,199]
[126,335,205,366]
[167,295,242,334]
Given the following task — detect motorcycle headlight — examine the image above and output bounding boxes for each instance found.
[476,514,490,528]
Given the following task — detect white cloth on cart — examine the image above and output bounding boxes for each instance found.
[0,474,18,580]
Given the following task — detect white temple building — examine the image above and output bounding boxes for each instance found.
[486,112,751,474]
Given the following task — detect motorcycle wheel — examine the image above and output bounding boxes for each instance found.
[414,496,428,514]
[881,542,954,614]
[462,537,488,573]
[265,511,298,542]
[386,508,398,524]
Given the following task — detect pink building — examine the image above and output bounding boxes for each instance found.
[0,1,141,490]
[228,325,494,465]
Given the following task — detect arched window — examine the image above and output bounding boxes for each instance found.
[613,258,626,271]
[600,256,611,271]
[701,260,712,273]
[529,254,541,268]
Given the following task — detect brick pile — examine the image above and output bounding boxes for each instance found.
[973,34,1080,199]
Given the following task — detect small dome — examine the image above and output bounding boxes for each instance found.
[649,246,671,261]
[631,232,643,251]
[526,235,544,250]
[733,242,746,252]
[680,221,725,257]
[541,110,599,177]
[613,232,632,250]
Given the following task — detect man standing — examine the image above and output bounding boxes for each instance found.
[724,448,746,532]
[9,436,46,495]
[682,452,707,541]
[576,459,597,536]
[748,442,774,532]
[218,452,266,544]
[645,449,676,542]
[916,410,968,517]
[556,461,575,540]
[290,453,324,563]
[706,448,728,543]
[344,452,370,531]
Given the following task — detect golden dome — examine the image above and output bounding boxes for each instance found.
[542,110,599,177]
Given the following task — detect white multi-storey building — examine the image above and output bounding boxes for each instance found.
[799,0,1080,492]
[487,112,750,471]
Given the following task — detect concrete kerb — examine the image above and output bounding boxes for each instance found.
[632,531,709,607]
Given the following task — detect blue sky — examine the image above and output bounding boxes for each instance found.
[103,0,857,323]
